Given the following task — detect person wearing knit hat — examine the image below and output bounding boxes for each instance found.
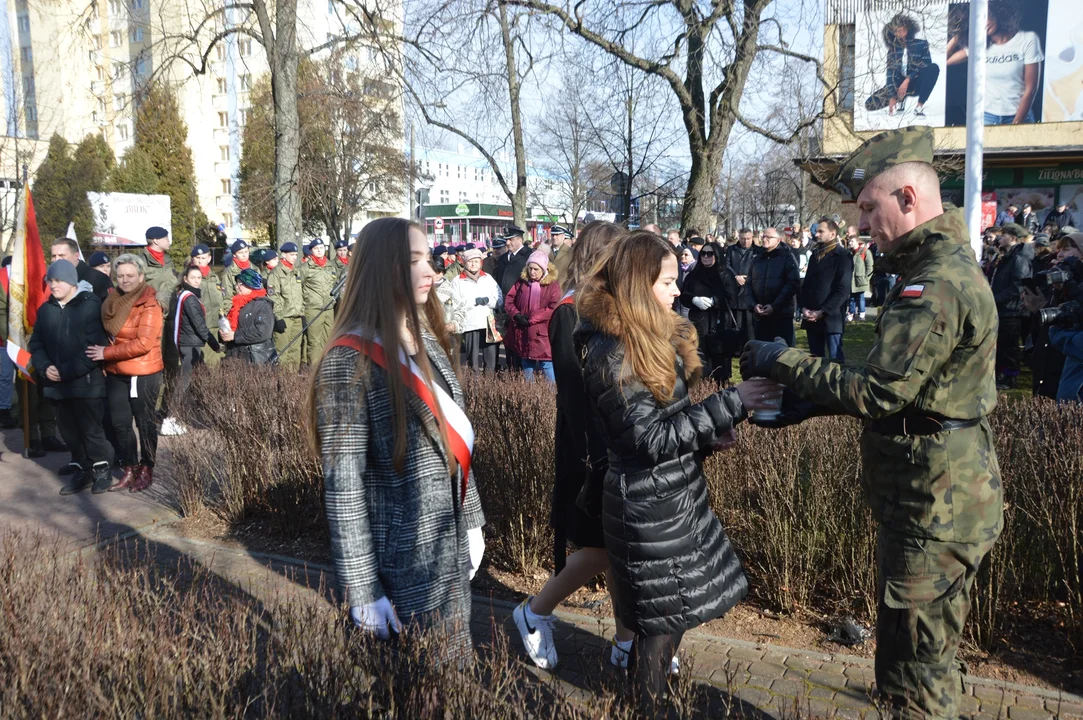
[299,235,337,363]
[503,249,560,382]
[266,241,305,368]
[448,247,503,371]
[220,267,276,364]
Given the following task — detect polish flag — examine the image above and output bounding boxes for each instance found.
[6,185,47,377]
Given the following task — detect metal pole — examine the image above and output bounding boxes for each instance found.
[963,0,988,260]
[408,122,415,220]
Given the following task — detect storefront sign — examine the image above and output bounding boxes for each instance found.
[455,203,470,217]
[1024,166,1083,184]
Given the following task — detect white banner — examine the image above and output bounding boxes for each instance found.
[87,192,172,246]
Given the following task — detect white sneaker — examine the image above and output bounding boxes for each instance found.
[609,636,633,668]
[159,417,188,436]
[670,654,680,675]
[845,313,854,323]
[512,597,558,669]
[858,312,866,321]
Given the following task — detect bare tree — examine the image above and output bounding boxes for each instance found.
[499,0,831,232]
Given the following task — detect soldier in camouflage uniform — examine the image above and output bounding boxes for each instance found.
[189,244,224,367]
[220,239,253,301]
[332,239,351,282]
[266,242,305,369]
[300,237,337,364]
[742,127,1002,720]
[140,226,177,312]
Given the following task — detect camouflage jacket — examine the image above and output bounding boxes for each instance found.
[140,249,177,312]
[772,209,1002,544]
[332,257,350,284]
[266,263,305,319]
[220,262,242,302]
[300,259,337,312]
[201,269,224,326]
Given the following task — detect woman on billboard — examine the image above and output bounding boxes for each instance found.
[947,0,1044,124]
[865,13,941,117]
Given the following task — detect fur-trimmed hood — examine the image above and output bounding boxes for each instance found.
[576,283,702,390]
[518,263,558,286]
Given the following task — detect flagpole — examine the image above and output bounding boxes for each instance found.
[19,375,29,458]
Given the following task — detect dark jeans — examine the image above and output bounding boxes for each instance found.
[753,312,796,346]
[865,64,941,111]
[56,397,113,470]
[630,631,685,712]
[107,372,162,467]
[462,329,497,371]
[807,327,845,362]
[997,316,1023,377]
[178,345,205,398]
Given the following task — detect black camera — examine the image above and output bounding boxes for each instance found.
[1031,256,1083,289]
[1038,300,1083,327]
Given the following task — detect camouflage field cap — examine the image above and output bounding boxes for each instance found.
[829,126,936,202]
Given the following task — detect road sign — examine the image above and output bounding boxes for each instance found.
[455,203,470,217]
[434,217,444,235]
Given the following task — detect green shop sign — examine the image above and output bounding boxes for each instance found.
[455,203,470,217]
[1022,165,1083,185]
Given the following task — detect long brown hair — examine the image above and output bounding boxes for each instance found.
[563,221,626,295]
[577,230,701,403]
[306,218,458,474]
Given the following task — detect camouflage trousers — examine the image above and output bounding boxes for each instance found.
[875,528,996,720]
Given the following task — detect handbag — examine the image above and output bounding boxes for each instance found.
[485,312,503,344]
[703,306,745,357]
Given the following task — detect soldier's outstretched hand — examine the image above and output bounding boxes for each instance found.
[740,338,788,380]
[750,387,836,429]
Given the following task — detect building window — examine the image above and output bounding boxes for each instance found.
[239,74,251,91]
[216,77,227,94]
[118,124,129,140]
[108,0,122,15]
[222,178,232,194]
[459,192,468,202]
[440,190,449,203]
[238,38,252,57]
[94,35,103,50]
[223,213,233,227]
[96,66,105,81]
[20,47,31,62]
[135,57,146,74]
[129,27,144,43]
[17,15,29,33]
[220,146,230,161]
[22,76,33,96]
[218,111,228,127]
[25,104,37,121]
[215,44,226,61]
[838,24,855,112]
[133,0,145,8]
[114,93,125,110]
[238,108,249,125]
[110,30,123,47]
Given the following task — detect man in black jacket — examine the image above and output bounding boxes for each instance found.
[1015,203,1042,235]
[749,228,800,346]
[28,260,114,495]
[50,237,113,302]
[497,226,531,298]
[800,219,853,360]
[726,229,761,346]
[1044,201,1074,231]
[990,224,1033,389]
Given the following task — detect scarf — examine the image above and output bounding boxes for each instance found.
[311,255,328,267]
[146,247,165,267]
[524,279,542,314]
[234,258,251,271]
[816,238,839,260]
[102,282,149,337]
[227,288,267,332]
[680,261,695,273]
[339,256,350,266]
[281,258,294,270]
[199,265,210,278]
[463,269,482,282]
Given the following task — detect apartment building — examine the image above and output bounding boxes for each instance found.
[817,0,1083,228]
[0,0,405,242]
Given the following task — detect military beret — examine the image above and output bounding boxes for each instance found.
[279,242,298,253]
[145,226,169,241]
[454,245,466,253]
[223,251,233,268]
[262,249,278,262]
[309,237,325,248]
[190,244,211,256]
[88,251,110,267]
[828,126,935,202]
[1000,223,1029,239]
[334,239,349,249]
[433,245,449,255]
[230,239,249,253]
[465,243,476,250]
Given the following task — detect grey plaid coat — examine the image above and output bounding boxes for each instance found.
[315,331,485,657]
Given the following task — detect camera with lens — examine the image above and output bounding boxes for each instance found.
[1035,257,1083,327]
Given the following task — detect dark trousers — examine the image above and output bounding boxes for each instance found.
[630,631,685,711]
[997,316,1023,377]
[107,372,162,468]
[503,347,521,372]
[17,379,57,445]
[807,327,845,362]
[732,308,755,344]
[865,64,941,111]
[56,397,113,470]
[462,329,497,371]
[753,312,796,347]
[178,345,205,398]
[872,275,892,307]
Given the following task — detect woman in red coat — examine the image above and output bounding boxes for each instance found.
[504,250,561,382]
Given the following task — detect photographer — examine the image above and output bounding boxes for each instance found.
[1030,233,1083,401]
[990,224,1033,390]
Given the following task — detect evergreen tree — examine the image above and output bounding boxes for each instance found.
[109,146,160,196]
[132,83,208,265]
[69,134,116,256]
[31,135,75,247]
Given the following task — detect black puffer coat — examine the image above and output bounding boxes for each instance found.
[575,299,749,637]
[28,286,108,400]
[749,245,800,312]
[226,296,275,364]
[991,242,1033,317]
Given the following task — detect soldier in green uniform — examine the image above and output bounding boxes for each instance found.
[266,242,305,369]
[547,225,573,280]
[140,226,177,311]
[189,244,224,367]
[221,239,253,301]
[332,239,351,281]
[300,237,337,364]
[741,127,1002,720]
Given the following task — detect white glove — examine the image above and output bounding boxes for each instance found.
[692,296,714,310]
[467,526,485,581]
[349,596,402,639]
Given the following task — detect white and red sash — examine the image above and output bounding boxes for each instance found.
[330,332,474,504]
[173,290,203,347]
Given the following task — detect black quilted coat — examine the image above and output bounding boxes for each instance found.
[575,311,749,637]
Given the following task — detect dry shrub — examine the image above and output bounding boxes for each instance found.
[0,532,768,719]
[168,364,1083,651]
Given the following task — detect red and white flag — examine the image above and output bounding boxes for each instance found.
[6,185,47,377]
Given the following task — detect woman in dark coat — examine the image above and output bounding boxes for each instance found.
[576,231,781,709]
[680,241,740,382]
[511,221,633,672]
[221,268,276,364]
